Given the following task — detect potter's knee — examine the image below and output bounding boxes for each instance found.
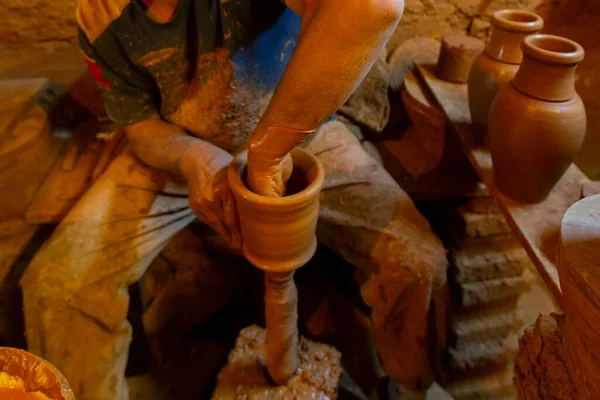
[21,255,69,303]
[401,241,448,289]
[383,254,447,294]
[20,257,47,295]
[426,245,449,289]
[410,259,448,291]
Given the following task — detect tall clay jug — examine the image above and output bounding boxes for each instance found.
[488,34,586,203]
[468,9,543,143]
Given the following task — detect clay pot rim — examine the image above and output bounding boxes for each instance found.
[229,147,325,206]
[492,9,543,33]
[522,34,585,65]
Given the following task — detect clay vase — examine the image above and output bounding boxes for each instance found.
[488,34,586,203]
[0,347,76,399]
[228,147,325,272]
[468,9,543,143]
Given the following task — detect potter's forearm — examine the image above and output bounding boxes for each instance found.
[250,0,403,151]
[124,114,212,178]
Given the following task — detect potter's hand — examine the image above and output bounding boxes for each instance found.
[247,152,294,198]
[180,141,242,249]
[247,127,314,197]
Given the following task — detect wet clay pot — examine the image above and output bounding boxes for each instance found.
[0,347,75,399]
[488,34,586,203]
[468,9,543,143]
[228,147,325,272]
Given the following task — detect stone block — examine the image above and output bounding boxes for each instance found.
[456,209,511,239]
[443,205,512,249]
[212,325,341,399]
[450,239,528,283]
[448,333,519,372]
[381,380,454,400]
[458,197,501,214]
[444,364,515,400]
[458,270,534,307]
[452,305,523,344]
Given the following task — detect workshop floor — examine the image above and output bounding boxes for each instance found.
[122,243,558,400]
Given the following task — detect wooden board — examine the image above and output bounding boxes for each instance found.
[0,105,64,220]
[25,124,125,224]
[0,78,48,145]
[416,65,590,303]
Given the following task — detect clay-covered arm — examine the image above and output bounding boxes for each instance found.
[125,114,201,178]
[125,115,241,248]
[247,0,404,196]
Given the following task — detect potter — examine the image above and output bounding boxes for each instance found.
[20,0,450,398]
[488,34,586,203]
[468,9,543,144]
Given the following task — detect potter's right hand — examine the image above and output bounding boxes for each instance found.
[247,151,294,198]
[180,141,242,250]
[247,126,314,197]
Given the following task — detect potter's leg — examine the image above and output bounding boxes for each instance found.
[20,149,195,400]
[306,121,448,390]
[140,224,250,336]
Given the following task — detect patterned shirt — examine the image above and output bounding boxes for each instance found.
[77,0,301,152]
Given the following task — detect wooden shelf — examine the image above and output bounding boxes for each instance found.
[416,65,590,304]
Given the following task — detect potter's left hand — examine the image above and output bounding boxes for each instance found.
[247,126,314,197]
[180,141,242,250]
